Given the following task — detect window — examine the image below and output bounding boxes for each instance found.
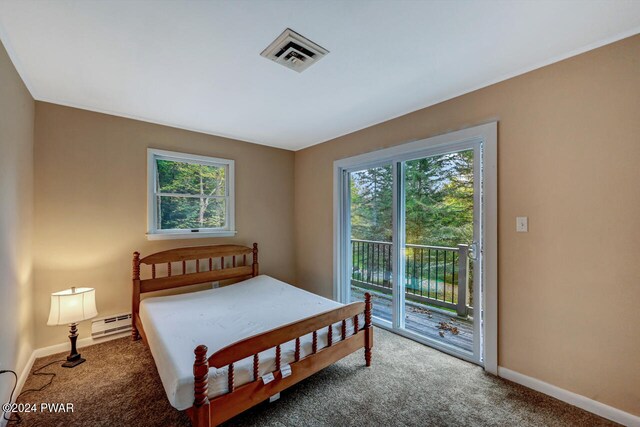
[147,149,235,239]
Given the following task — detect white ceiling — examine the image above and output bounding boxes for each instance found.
[1,1,639,151]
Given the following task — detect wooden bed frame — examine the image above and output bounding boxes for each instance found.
[131,243,373,427]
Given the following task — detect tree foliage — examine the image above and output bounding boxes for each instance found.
[350,150,474,247]
[156,160,226,230]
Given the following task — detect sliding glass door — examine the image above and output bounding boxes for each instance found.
[336,125,495,367]
[399,147,481,359]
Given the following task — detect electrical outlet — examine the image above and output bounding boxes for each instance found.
[212,282,220,289]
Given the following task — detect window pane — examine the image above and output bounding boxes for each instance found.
[156,159,226,196]
[157,196,226,230]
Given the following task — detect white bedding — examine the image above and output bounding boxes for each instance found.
[139,275,362,410]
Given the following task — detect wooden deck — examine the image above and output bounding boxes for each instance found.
[351,286,474,353]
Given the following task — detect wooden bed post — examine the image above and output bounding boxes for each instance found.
[193,345,210,427]
[132,251,141,341]
[364,292,373,367]
[252,243,259,277]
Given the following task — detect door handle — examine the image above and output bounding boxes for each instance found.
[469,241,479,261]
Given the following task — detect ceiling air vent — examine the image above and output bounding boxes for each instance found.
[260,28,329,73]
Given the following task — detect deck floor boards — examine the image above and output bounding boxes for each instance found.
[351,286,474,353]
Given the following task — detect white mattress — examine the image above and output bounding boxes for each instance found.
[139,275,362,410]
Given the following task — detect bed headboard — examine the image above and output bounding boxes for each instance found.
[131,243,258,338]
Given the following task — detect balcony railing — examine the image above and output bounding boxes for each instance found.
[351,239,471,317]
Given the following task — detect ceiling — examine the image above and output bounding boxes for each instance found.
[1,1,639,151]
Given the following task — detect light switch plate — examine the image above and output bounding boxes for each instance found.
[516,216,528,232]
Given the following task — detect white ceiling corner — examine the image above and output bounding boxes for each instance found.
[0,0,639,151]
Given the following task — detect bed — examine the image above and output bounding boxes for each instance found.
[131,243,373,427]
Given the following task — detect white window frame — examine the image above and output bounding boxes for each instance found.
[146,148,236,240]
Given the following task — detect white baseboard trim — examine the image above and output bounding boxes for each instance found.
[498,367,640,427]
[15,351,36,401]
[33,331,130,359]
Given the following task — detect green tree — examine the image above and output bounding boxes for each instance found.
[350,165,393,242]
[156,160,226,229]
[350,150,473,247]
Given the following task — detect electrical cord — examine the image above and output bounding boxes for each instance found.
[1,369,18,423]
[1,359,66,425]
[17,360,65,397]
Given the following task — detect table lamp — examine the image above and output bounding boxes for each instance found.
[47,287,98,368]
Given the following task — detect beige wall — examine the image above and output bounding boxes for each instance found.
[33,103,295,348]
[294,35,640,415]
[0,41,34,403]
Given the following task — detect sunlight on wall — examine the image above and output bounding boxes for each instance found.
[0,37,34,406]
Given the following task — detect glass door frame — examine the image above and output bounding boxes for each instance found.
[333,123,497,372]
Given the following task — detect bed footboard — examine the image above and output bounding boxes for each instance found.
[188,293,373,427]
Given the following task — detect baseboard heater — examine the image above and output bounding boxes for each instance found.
[91,313,132,338]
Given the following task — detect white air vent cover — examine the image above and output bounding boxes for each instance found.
[91,312,132,338]
[260,28,329,73]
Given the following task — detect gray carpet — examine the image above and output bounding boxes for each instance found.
[11,328,615,426]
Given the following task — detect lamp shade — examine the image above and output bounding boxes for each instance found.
[47,287,98,325]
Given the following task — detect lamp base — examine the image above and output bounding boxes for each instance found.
[62,356,86,368]
[62,323,86,368]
